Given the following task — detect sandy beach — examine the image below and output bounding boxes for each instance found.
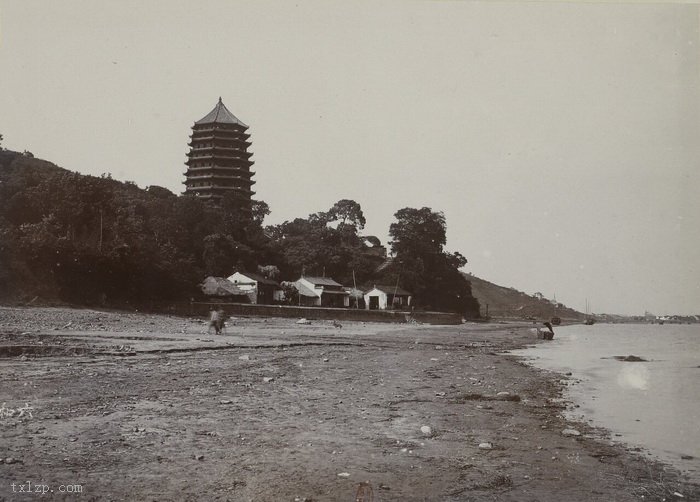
[0,307,697,501]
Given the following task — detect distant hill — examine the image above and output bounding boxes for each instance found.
[465,273,584,321]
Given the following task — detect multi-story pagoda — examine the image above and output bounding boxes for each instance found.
[183,98,255,206]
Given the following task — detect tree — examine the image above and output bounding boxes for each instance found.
[257,264,280,280]
[265,200,383,283]
[327,199,366,230]
[202,234,254,277]
[146,185,176,199]
[281,282,299,305]
[0,150,271,307]
[389,207,446,256]
[382,207,480,317]
[251,200,271,226]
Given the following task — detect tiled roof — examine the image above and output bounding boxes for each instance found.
[302,276,344,287]
[201,277,247,297]
[370,285,412,296]
[195,98,248,127]
[296,282,319,298]
[237,272,280,287]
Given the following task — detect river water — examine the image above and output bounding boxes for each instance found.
[511,323,700,480]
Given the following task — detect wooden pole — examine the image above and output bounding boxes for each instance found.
[393,274,401,310]
[352,270,358,309]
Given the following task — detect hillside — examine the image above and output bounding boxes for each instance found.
[466,273,584,321]
[0,150,234,306]
[1,150,574,320]
[0,151,480,316]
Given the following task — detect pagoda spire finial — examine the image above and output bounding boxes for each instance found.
[194,98,247,127]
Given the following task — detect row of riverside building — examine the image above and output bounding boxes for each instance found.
[202,272,412,311]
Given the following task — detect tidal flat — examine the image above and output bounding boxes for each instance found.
[0,307,697,501]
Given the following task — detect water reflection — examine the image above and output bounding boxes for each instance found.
[616,364,649,390]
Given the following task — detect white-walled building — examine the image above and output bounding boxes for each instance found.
[228,271,283,304]
[364,285,412,310]
[294,276,349,307]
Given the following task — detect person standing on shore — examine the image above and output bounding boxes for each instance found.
[537,321,555,340]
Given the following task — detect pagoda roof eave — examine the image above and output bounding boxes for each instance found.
[195,98,248,127]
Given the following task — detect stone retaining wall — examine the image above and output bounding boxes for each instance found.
[155,302,463,325]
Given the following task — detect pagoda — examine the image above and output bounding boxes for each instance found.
[183,98,255,205]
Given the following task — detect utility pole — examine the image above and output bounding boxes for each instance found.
[352,270,358,309]
[392,274,401,310]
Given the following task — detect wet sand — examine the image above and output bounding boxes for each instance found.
[0,307,697,501]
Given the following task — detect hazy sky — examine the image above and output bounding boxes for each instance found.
[1,1,698,315]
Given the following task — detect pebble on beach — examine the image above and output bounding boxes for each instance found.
[562,429,582,437]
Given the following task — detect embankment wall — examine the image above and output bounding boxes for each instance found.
[154,302,463,325]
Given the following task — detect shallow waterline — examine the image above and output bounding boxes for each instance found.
[512,323,700,481]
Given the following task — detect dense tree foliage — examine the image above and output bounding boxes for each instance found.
[0,151,266,307]
[0,151,480,316]
[264,202,384,285]
[326,199,366,230]
[379,207,480,317]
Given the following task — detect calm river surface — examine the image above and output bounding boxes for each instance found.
[512,323,700,480]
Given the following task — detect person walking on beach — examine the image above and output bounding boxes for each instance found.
[208,308,225,335]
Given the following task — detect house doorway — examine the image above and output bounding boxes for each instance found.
[369,296,379,310]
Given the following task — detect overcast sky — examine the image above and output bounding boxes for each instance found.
[1,0,698,315]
